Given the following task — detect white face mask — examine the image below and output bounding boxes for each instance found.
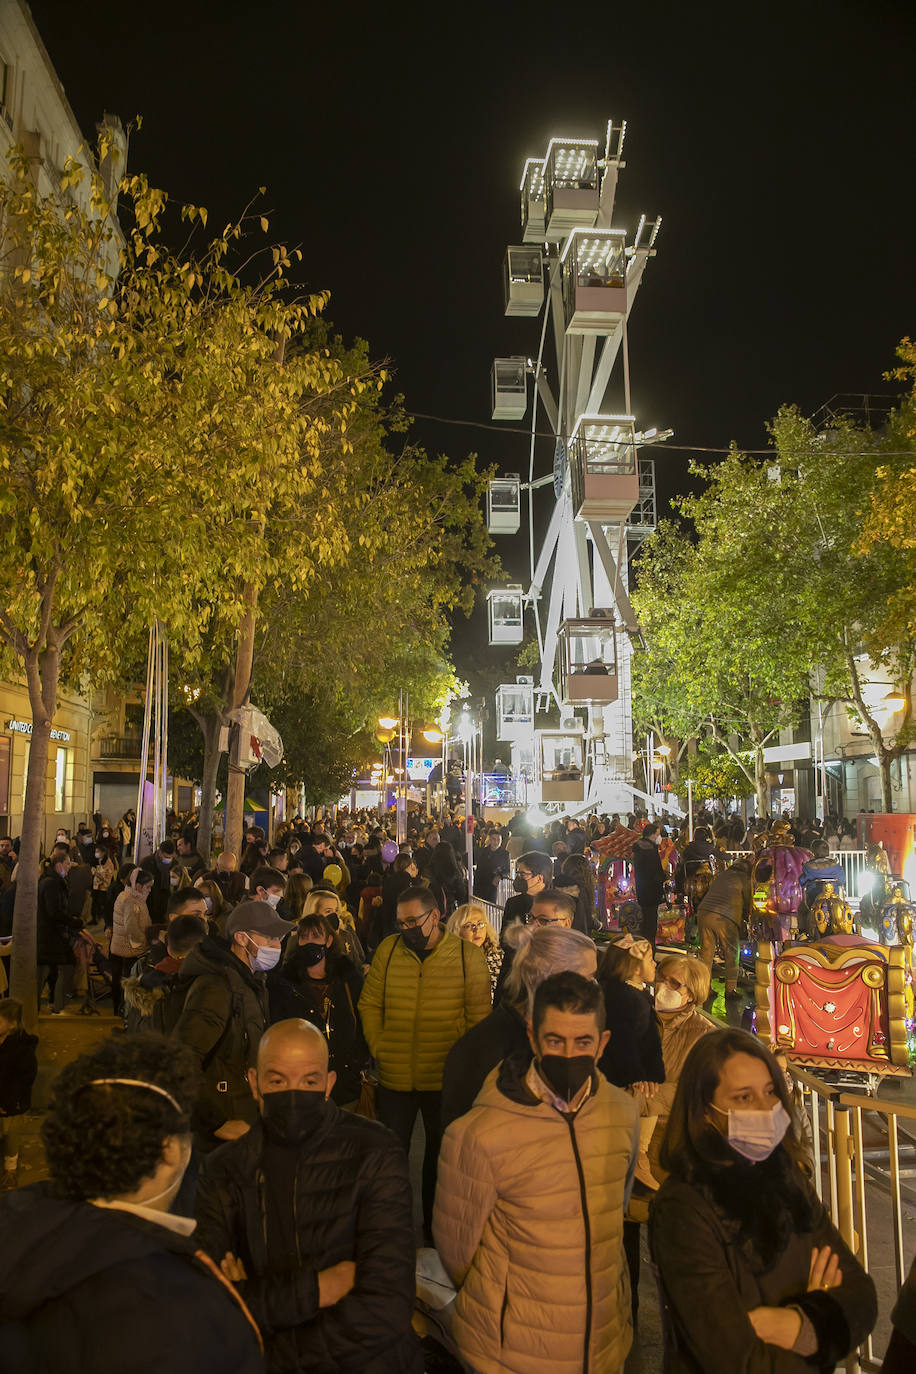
[712,1100,792,1162]
[203,896,213,912]
[245,937,281,973]
[264,892,281,910]
[655,983,688,1012]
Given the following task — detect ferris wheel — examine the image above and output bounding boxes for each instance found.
[485,120,673,817]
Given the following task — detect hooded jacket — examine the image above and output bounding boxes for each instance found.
[195,1112,422,1374]
[171,936,269,1141]
[266,952,368,1104]
[434,1053,639,1374]
[0,1186,263,1374]
[358,928,491,1092]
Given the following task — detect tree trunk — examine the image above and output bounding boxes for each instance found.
[195,711,224,863]
[10,642,61,1032]
[754,743,767,820]
[879,751,894,813]
[224,582,258,861]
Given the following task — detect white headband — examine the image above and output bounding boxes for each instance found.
[88,1077,183,1114]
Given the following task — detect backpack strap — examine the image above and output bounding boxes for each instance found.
[381,935,398,1028]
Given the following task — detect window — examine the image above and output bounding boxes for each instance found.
[0,736,9,818]
[54,746,68,813]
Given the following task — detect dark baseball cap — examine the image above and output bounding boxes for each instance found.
[225,900,293,940]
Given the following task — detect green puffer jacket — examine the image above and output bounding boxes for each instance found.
[359,929,491,1092]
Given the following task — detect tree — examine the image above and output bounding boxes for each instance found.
[0,138,347,1021]
[765,391,916,811]
[631,476,812,817]
[172,331,497,851]
[680,747,755,808]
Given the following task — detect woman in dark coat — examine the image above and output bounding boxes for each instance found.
[0,1034,263,1374]
[36,854,82,1013]
[649,1028,877,1373]
[597,935,665,1091]
[267,915,368,1107]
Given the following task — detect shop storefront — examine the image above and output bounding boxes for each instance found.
[0,680,92,848]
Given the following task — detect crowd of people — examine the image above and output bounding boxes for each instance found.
[0,801,912,1372]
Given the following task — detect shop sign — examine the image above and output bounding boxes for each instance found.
[6,719,71,742]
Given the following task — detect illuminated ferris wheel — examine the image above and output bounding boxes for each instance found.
[485,121,671,816]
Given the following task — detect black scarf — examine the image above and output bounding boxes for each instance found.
[693,1147,817,1269]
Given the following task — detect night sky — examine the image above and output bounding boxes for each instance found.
[28,0,916,670]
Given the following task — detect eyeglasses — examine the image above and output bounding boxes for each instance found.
[660,975,684,991]
[462,922,486,934]
[396,911,433,932]
[516,871,532,881]
[532,914,566,927]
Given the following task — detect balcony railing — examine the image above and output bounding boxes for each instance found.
[97,736,142,759]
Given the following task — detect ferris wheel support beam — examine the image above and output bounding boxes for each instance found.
[529,488,566,600]
[587,521,642,641]
[573,521,592,617]
[535,373,559,432]
[574,335,597,424]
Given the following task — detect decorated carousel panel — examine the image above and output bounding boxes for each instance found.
[755,935,914,1076]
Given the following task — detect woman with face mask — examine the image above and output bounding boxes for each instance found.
[649,1029,877,1372]
[0,1036,263,1373]
[108,868,154,1017]
[266,914,369,1108]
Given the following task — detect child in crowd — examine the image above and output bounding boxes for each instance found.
[0,997,38,1189]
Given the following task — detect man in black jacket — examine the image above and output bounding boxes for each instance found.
[171,899,292,1152]
[195,1018,422,1374]
[630,823,666,949]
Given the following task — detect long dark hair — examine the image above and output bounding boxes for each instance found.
[660,1027,807,1180]
[659,1028,820,1266]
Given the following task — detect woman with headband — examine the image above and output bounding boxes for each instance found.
[0,1035,264,1373]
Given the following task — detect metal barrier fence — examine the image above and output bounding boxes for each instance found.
[726,849,870,900]
[788,1066,916,1372]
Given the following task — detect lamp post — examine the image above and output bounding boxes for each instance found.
[458,709,476,894]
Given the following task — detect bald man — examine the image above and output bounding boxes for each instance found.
[195,1019,422,1374]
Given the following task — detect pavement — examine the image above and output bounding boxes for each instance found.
[15,1001,118,1189]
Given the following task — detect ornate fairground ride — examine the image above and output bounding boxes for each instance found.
[484,122,674,820]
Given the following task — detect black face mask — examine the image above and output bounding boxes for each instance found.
[513,875,530,893]
[538,1054,595,1105]
[261,1089,328,1145]
[401,918,431,953]
[296,942,330,969]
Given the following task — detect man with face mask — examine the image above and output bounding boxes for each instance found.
[359,887,490,1241]
[172,899,292,1153]
[435,970,639,1374]
[195,1018,422,1373]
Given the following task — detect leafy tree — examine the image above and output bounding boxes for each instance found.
[631,480,811,817]
[0,137,347,1020]
[766,393,916,811]
[680,746,755,807]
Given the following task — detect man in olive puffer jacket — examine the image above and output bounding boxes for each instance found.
[358,885,490,1238]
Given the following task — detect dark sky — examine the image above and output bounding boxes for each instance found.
[28,0,916,670]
